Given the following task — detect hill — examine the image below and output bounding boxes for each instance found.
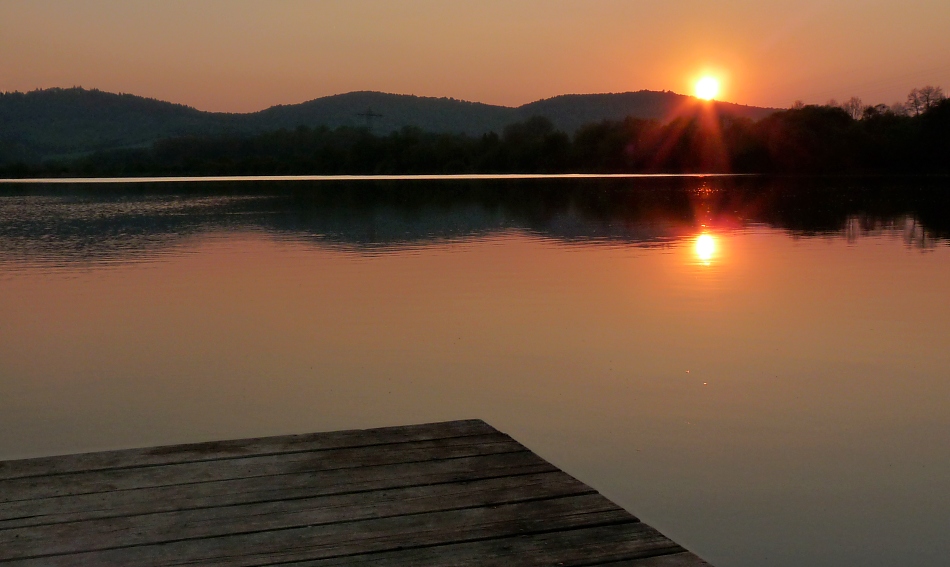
[0,89,240,162]
[518,91,776,133]
[249,92,515,136]
[0,87,778,163]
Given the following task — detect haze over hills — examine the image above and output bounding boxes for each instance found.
[0,87,778,164]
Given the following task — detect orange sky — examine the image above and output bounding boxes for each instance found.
[2,0,949,113]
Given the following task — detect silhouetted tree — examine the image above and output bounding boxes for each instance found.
[501,117,570,172]
[918,98,950,169]
[918,85,946,111]
[906,86,945,117]
[907,89,924,116]
[862,104,889,120]
[842,97,864,120]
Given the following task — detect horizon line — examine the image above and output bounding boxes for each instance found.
[0,173,755,184]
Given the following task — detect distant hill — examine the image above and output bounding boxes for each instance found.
[250,92,516,136]
[0,87,778,163]
[519,91,776,133]
[0,89,242,163]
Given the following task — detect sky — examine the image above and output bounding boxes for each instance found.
[2,0,949,113]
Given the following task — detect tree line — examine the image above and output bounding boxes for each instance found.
[3,86,947,177]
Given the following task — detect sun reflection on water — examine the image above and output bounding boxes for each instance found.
[694,233,716,265]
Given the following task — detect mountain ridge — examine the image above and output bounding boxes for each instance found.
[0,87,779,163]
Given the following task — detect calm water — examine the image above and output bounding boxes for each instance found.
[1,178,949,566]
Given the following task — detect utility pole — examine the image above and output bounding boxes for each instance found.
[356,108,383,131]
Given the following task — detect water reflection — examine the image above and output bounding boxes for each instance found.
[694,233,717,265]
[1,177,950,567]
[0,177,948,268]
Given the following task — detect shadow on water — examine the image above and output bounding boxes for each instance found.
[1,176,949,266]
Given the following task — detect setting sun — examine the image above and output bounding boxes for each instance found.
[695,76,720,100]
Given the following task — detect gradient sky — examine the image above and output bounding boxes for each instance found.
[2,0,949,113]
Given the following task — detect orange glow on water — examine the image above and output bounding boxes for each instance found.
[695,232,716,264]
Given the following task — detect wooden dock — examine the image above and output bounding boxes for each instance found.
[0,419,709,566]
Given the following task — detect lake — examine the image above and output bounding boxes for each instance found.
[1,177,949,566]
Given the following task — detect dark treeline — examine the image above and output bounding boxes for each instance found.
[4,98,949,177]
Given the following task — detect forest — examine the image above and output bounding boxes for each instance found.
[3,88,947,177]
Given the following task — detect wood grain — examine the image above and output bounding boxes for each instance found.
[0,419,712,566]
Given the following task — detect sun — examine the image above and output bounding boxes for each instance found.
[695,76,720,100]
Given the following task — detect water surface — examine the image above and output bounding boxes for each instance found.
[1,178,949,567]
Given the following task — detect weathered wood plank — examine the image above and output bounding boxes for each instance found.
[277,523,684,567]
[0,451,555,528]
[5,495,639,566]
[0,472,597,559]
[0,434,520,502]
[0,419,494,481]
[0,420,712,566]
[605,552,713,566]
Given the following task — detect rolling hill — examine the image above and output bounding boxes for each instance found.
[0,87,778,164]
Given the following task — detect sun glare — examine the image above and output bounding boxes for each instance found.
[695,77,720,100]
[695,233,716,264]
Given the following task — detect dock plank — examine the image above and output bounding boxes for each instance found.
[0,452,555,528]
[0,472,598,558]
[6,495,634,566]
[0,434,521,502]
[608,553,713,566]
[279,523,685,567]
[0,420,494,481]
[0,419,711,566]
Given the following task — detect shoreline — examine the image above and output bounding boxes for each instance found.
[0,173,747,184]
